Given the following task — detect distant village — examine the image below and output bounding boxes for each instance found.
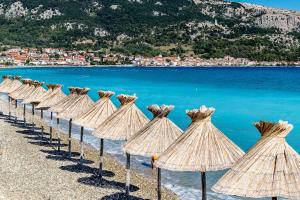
[0,48,299,67]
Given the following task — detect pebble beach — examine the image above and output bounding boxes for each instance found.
[0,111,178,200]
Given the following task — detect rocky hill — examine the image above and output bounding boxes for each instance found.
[0,0,299,61]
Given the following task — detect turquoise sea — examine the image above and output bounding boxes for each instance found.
[1,66,300,200]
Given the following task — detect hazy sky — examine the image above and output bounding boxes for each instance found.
[232,0,300,11]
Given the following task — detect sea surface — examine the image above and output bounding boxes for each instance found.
[1,66,300,200]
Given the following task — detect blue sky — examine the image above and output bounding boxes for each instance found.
[232,0,300,11]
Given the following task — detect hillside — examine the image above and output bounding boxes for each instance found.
[0,0,300,61]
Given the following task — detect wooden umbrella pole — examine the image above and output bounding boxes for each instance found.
[40,109,44,139]
[23,104,26,126]
[14,100,17,123]
[157,168,162,200]
[57,118,60,152]
[125,153,131,196]
[49,112,53,144]
[31,104,35,134]
[201,172,207,200]
[8,96,11,120]
[68,118,73,157]
[99,138,104,178]
[79,126,84,165]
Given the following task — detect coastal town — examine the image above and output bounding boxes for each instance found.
[0,48,299,67]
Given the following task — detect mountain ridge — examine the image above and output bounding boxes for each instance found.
[0,0,299,62]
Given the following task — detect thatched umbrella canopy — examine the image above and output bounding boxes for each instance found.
[36,84,66,110]
[11,80,36,125]
[48,87,80,152]
[36,84,67,144]
[9,79,32,100]
[73,90,116,164]
[212,120,300,200]
[93,94,149,188]
[0,75,12,92]
[22,81,46,105]
[155,105,245,200]
[8,79,32,122]
[1,76,22,94]
[22,81,47,133]
[48,87,79,113]
[56,88,94,157]
[1,76,22,119]
[123,104,182,197]
[0,75,12,114]
[74,90,117,129]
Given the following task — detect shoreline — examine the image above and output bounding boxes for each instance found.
[0,107,178,200]
[1,64,300,69]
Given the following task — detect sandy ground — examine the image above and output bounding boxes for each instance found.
[0,112,178,200]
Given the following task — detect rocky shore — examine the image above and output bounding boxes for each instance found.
[0,110,178,200]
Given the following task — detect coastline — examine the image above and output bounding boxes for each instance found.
[1,64,300,69]
[0,108,178,200]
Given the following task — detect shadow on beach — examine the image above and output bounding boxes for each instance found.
[101,192,147,200]
[60,164,115,177]
[43,152,94,165]
[78,175,139,192]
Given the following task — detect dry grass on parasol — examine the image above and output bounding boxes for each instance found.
[73,90,116,164]
[22,81,47,133]
[212,120,300,200]
[36,84,66,144]
[36,84,66,110]
[9,79,32,100]
[56,88,94,157]
[0,75,12,114]
[11,80,36,125]
[48,87,80,152]
[93,94,149,193]
[8,79,32,122]
[34,84,54,104]
[1,76,22,94]
[73,90,117,129]
[22,81,47,105]
[56,88,94,120]
[0,76,22,119]
[0,75,12,92]
[123,104,183,197]
[48,87,79,113]
[93,94,149,141]
[155,105,245,200]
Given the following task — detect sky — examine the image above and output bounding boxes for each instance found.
[232,0,300,11]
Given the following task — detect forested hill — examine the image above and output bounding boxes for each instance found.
[0,0,300,61]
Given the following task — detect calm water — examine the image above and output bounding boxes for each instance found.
[1,66,300,200]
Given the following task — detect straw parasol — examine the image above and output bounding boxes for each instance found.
[33,84,55,138]
[35,84,66,143]
[0,75,12,114]
[36,84,66,110]
[0,75,12,92]
[123,104,182,197]
[1,76,22,119]
[13,80,36,125]
[9,79,32,122]
[212,120,300,200]
[48,87,80,152]
[22,81,47,133]
[9,79,32,100]
[73,90,117,164]
[49,87,79,113]
[154,105,245,200]
[93,94,149,190]
[56,88,94,157]
[1,76,22,94]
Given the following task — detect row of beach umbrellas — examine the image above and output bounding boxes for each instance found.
[0,75,300,200]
